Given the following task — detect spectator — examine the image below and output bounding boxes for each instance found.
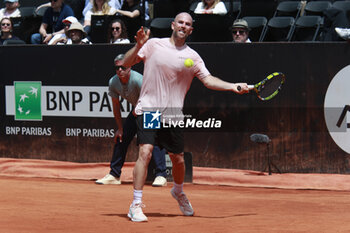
[82,0,122,18]
[83,0,117,29]
[0,0,20,21]
[107,18,130,43]
[194,0,227,15]
[232,19,251,43]
[0,17,21,45]
[36,0,85,21]
[48,16,78,45]
[116,0,143,42]
[30,0,74,44]
[52,21,91,44]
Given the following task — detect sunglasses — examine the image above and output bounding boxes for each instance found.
[111,27,120,31]
[64,23,71,27]
[115,65,126,71]
[232,30,246,35]
[51,0,58,2]
[1,23,10,26]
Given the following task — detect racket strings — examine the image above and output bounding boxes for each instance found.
[258,77,282,99]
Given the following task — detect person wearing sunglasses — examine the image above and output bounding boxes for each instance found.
[107,18,130,44]
[0,17,20,45]
[194,0,227,15]
[0,0,20,21]
[95,53,167,187]
[232,19,251,43]
[48,16,77,45]
[30,0,74,44]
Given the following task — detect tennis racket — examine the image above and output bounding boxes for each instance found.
[237,72,286,101]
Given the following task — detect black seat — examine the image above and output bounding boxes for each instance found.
[191,14,232,42]
[304,1,332,17]
[261,16,295,42]
[332,1,350,22]
[290,15,323,41]
[273,1,302,18]
[223,0,241,20]
[19,7,36,17]
[150,17,174,38]
[2,39,26,45]
[241,16,268,42]
[90,15,118,43]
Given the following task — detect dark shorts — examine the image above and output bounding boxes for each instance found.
[136,115,184,154]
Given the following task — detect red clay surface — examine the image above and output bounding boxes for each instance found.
[1,176,350,233]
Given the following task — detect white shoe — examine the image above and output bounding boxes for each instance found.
[152,176,167,187]
[170,188,194,216]
[95,174,121,185]
[127,203,148,222]
[335,27,350,40]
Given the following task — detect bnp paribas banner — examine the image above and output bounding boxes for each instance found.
[6,82,132,120]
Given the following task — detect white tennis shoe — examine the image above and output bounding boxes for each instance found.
[152,176,167,187]
[95,174,121,185]
[128,203,148,222]
[170,188,194,216]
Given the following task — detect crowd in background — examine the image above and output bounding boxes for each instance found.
[1,0,350,45]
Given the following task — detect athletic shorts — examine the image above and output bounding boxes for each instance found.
[136,115,184,154]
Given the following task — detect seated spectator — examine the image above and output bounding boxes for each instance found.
[83,0,117,29]
[31,0,74,44]
[0,0,20,20]
[116,0,143,42]
[82,0,122,19]
[108,18,130,43]
[232,19,251,43]
[52,21,91,44]
[48,16,78,45]
[194,0,227,15]
[0,17,21,44]
[36,0,85,21]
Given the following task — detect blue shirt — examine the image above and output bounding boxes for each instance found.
[43,3,74,33]
[108,70,143,107]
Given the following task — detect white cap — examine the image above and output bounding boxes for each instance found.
[62,16,78,24]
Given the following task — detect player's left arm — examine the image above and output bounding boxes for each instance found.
[200,75,249,94]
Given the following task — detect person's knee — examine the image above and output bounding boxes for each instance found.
[138,145,153,164]
[169,153,184,165]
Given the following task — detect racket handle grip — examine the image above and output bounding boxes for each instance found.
[237,85,254,91]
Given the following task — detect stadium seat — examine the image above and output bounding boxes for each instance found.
[304,1,332,17]
[290,15,323,41]
[332,1,350,22]
[273,1,302,18]
[19,7,36,17]
[261,16,295,42]
[2,39,26,45]
[150,17,174,38]
[241,16,268,42]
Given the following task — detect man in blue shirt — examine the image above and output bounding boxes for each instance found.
[96,53,167,187]
[31,0,74,44]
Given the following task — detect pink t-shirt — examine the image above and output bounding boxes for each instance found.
[135,38,210,117]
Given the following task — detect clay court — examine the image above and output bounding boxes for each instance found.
[1,158,350,233]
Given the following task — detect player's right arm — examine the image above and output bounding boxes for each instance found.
[121,27,150,68]
[112,97,124,143]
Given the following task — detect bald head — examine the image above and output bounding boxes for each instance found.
[174,12,193,26]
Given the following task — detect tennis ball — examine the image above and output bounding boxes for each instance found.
[184,58,194,68]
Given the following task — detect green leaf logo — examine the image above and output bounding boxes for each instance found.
[14,81,42,121]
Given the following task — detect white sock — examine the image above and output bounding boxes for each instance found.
[172,182,183,194]
[132,189,143,205]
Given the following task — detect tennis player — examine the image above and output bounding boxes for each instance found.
[119,12,249,222]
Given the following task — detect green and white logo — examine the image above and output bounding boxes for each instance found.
[14,81,42,121]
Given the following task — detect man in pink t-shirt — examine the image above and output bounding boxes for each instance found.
[120,12,250,222]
